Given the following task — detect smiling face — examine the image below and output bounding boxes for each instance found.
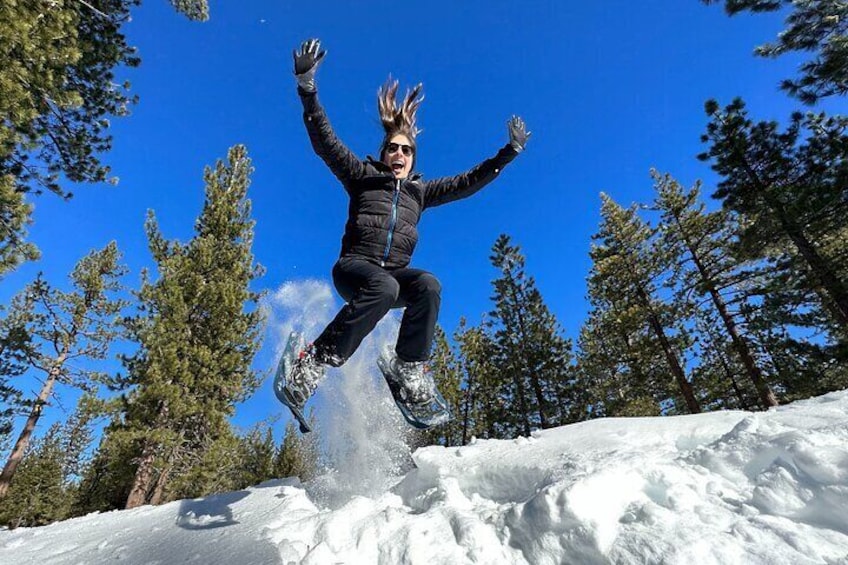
[381,133,415,179]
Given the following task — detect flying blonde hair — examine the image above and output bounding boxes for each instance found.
[377,77,424,141]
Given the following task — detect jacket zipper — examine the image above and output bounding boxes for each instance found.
[381,179,401,267]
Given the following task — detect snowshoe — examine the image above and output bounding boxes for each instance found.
[273,331,325,433]
[377,348,451,429]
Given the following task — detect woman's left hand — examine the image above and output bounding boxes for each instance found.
[508,115,531,153]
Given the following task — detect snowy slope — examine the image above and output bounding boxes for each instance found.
[2,389,847,565]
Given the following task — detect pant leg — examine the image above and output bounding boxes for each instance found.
[391,268,441,362]
[313,256,399,366]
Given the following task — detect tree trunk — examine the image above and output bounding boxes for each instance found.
[770,196,848,330]
[461,385,473,446]
[149,460,173,506]
[610,295,655,410]
[714,343,752,410]
[738,155,848,331]
[511,361,532,437]
[708,283,778,408]
[672,210,778,409]
[636,287,701,414]
[529,377,549,429]
[126,401,171,509]
[0,356,65,498]
[506,282,548,429]
[125,439,158,508]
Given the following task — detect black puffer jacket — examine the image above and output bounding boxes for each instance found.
[300,89,518,269]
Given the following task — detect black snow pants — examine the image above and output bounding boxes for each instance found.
[313,255,441,366]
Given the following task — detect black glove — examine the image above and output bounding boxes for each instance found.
[508,115,531,153]
[292,38,326,92]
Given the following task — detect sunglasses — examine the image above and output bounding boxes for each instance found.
[386,142,414,157]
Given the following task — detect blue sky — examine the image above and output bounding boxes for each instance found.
[1,1,825,433]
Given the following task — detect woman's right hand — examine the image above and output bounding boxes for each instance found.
[293,38,326,92]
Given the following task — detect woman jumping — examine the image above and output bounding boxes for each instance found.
[277,38,530,430]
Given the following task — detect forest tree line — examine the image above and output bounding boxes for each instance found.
[1,0,846,528]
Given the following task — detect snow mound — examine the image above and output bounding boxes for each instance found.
[3,391,848,564]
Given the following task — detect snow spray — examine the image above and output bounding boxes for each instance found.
[268,280,415,508]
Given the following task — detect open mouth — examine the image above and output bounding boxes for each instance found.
[391,159,405,174]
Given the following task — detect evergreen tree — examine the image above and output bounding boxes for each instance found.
[588,195,701,414]
[418,327,464,447]
[454,319,501,441]
[236,426,278,489]
[274,420,319,482]
[486,235,576,436]
[0,297,33,439]
[689,305,757,411]
[0,398,95,528]
[0,243,126,498]
[71,431,137,515]
[703,0,848,103]
[113,145,264,509]
[738,289,848,400]
[577,297,665,417]
[0,0,139,197]
[166,423,285,497]
[163,429,243,500]
[0,179,39,277]
[0,423,71,528]
[700,100,848,343]
[169,1,210,21]
[0,0,208,276]
[0,1,138,273]
[651,170,778,408]
[59,394,99,483]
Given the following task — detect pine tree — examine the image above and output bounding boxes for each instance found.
[0,178,39,277]
[71,431,139,515]
[0,423,70,529]
[114,145,264,508]
[651,171,778,408]
[0,297,33,439]
[577,298,665,417]
[588,195,701,414]
[274,420,319,482]
[236,426,278,488]
[0,396,95,529]
[0,1,138,272]
[700,100,848,340]
[417,327,464,447]
[454,319,501,441]
[487,235,576,436]
[0,0,138,197]
[169,1,210,21]
[163,430,243,499]
[0,243,126,498]
[0,1,208,276]
[738,286,848,400]
[703,0,848,103]
[689,305,757,410]
[59,394,99,483]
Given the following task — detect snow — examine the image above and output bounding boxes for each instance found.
[3,282,847,564]
[2,390,848,564]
